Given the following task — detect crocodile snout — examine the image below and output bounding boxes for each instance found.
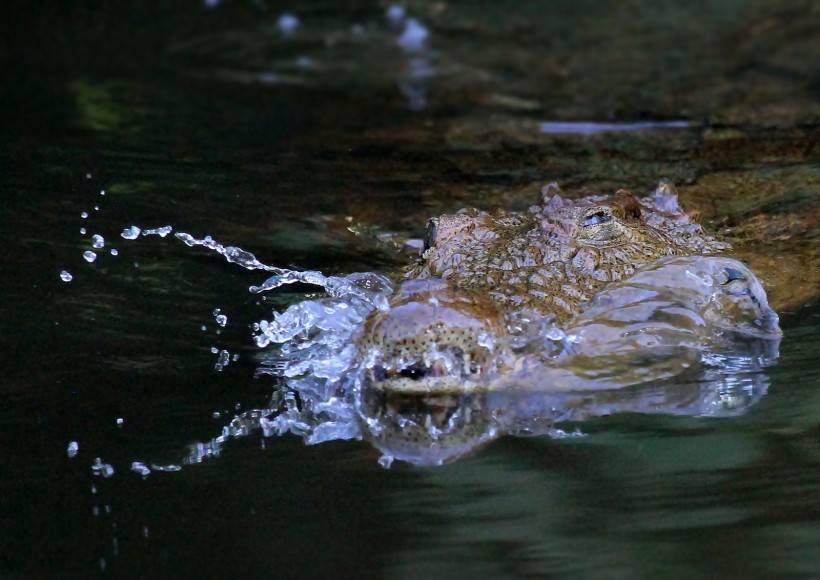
[356,279,511,394]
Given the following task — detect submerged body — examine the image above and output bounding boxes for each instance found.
[357,181,781,395]
[250,180,783,465]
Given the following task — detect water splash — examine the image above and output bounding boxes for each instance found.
[142,225,173,238]
[131,462,151,477]
[174,231,393,310]
[115,232,782,470]
[91,458,115,478]
[156,231,392,464]
[214,349,231,371]
[121,226,141,240]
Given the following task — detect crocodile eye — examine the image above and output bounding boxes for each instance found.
[582,209,611,227]
[423,218,438,251]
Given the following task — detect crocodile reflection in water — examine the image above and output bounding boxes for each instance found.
[354,254,781,464]
[246,181,782,466]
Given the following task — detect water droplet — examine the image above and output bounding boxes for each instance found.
[91,234,105,249]
[100,189,106,196]
[131,462,151,477]
[110,249,118,256]
[215,349,231,371]
[397,18,428,52]
[150,463,182,472]
[67,441,79,458]
[80,211,89,219]
[545,327,565,341]
[142,225,173,237]
[215,314,227,327]
[83,251,97,263]
[92,457,115,478]
[121,226,141,239]
[386,5,405,24]
[60,270,73,282]
[378,454,394,469]
[80,227,87,234]
[277,13,299,34]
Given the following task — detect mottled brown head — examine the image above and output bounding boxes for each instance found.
[356,278,511,394]
[408,181,728,323]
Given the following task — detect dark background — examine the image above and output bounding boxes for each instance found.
[1,1,819,577]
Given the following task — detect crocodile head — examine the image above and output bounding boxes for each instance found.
[355,181,774,397]
[408,181,729,324]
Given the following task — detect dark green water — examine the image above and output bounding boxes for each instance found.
[2,2,819,577]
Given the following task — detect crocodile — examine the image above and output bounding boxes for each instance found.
[355,181,782,396]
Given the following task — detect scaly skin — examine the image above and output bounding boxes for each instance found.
[357,181,759,395]
[357,278,513,393]
[350,181,782,462]
[406,181,728,325]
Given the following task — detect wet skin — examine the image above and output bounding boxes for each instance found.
[407,181,728,323]
[356,181,781,395]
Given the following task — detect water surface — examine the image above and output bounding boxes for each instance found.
[1,1,819,576]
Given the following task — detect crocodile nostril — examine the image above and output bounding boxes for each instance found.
[399,365,428,380]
